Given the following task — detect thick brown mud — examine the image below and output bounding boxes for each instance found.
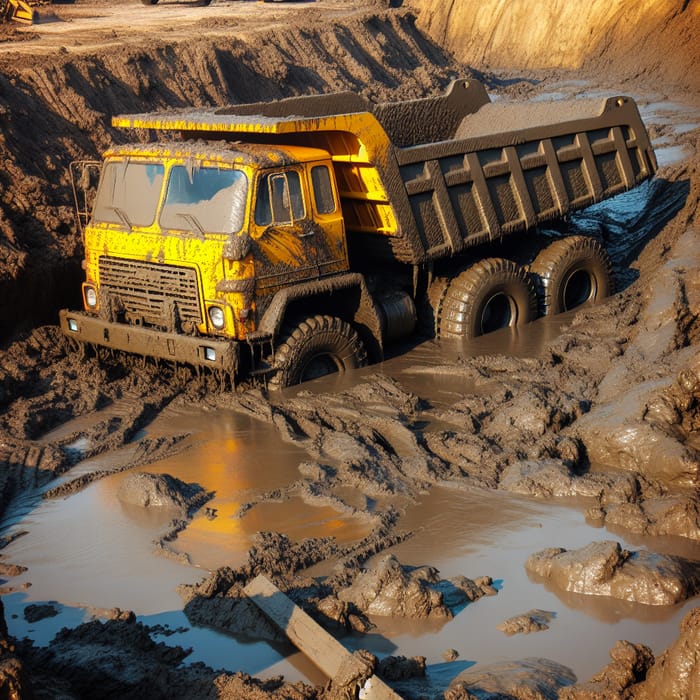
[0,0,699,698]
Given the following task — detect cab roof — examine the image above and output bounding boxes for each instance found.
[103,140,332,168]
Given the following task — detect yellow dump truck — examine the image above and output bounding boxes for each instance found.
[60,79,657,388]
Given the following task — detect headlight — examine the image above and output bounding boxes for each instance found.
[85,286,97,308]
[208,305,225,330]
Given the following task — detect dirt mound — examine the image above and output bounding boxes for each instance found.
[447,657,577,699]
[560,640,655,699]
[117,472,211,514]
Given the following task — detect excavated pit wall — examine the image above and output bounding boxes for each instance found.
[412,0,700,91]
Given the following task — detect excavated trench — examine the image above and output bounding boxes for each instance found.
[0,1,699,698]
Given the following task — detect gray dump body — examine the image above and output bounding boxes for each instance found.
[366,82,657,265]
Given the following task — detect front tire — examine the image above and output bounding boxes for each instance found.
[529,236,613,316]
[269,314,367,389]
[439,258,537,339]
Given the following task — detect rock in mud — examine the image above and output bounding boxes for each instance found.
[337,554,494,619]
[631,606,700,699]
[559,639,654,699]
[497,609,555,636]
[446,657,576,699]
[117,472,211,515]
[526,540,700,606]
[588,494,700,541]
[442,649,459,662]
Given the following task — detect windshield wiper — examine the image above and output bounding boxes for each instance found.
[108,206,133,230]
[176,212,205,238]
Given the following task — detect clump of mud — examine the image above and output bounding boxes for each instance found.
[497,609,555,636]
[117,472,212,515]
[337,554,496,620]
[562,607,700,699]
[560,640,655,699]
[526,540,700,606]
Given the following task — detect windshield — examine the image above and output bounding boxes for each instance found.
[93,160,164,228]
[160,165,248,235]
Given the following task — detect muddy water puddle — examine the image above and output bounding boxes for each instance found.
[1,314,699,689]
[0,407,366,684]
[344,486,699,685]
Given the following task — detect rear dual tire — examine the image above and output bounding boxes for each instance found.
[529,235,613,316]
[439,258,537,339]
[429,237,612,340]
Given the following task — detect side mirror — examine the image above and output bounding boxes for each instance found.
[223,233,252,261]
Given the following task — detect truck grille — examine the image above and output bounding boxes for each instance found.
[99,257,202,328]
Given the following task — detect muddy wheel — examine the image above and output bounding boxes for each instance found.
[418,276,449,338]
[269,314,368,389]
[529,236,613,316]
[439,258,537,339]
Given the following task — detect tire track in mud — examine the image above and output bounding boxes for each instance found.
[0,325,208,521]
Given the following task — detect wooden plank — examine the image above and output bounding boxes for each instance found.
[243,574,402,700]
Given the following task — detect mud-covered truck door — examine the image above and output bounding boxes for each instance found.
[250,155,348,300]
[247,154,379,388]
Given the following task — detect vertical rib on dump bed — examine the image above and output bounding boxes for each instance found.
[113,79,657,267]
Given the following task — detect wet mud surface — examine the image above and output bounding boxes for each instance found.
[0,0,700,698]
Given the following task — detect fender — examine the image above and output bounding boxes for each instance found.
[257,273,384,361]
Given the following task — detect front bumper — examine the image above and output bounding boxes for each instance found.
[59,309,239,374]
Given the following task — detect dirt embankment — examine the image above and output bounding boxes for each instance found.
[412,0,700,92]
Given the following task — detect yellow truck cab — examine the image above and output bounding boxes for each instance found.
[67,140,374,382]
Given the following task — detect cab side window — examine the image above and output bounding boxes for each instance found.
[255,170,305,226]
[311,165,336,215]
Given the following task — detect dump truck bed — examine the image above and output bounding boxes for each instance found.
[389,92,657,264]
[113,80,656,266]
